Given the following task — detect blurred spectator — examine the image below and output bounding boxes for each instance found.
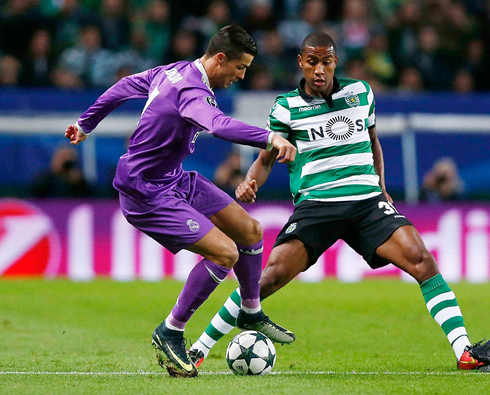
[335,0,372,59]
[397,66,424,93]
[56,24,115,88]
[243,0,278,40]
[0,55,21,86]
[419,157,465,203]
[20,29,54,87]
[452,69,475,94]
[278,0,328,50]
[114,30,158,77]
[98,0,131,50]
[183,0,231,50]
[247,65,274,91]
[411,25,452,90]
[365,29,396,86]
[388,0,421,68]
[166,29,199,63]
[254,29,297,90]
[53,0,95,54]
[213,150,246,196]
[0,0,48,61]
[141,0,171,63]
[30,147,93,198]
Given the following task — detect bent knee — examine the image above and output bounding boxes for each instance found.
[208,241,239,269]
[241,218,263,245]
[403,246,438,282]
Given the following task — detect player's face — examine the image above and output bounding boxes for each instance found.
[216,53,254,88]
[298,45,338,97]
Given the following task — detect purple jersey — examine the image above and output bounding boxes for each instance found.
[77,60,272,200]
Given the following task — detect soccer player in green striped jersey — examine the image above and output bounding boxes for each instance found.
[189,32,490,371]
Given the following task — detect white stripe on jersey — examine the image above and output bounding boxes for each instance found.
[290,107,367,134]
[301,153,374,177]
[299,174,380,194]
[270,103,290,125]
[307,191,382,202]
[297,132,370,154]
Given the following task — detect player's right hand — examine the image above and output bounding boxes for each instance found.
[271,134,296,163]
[236,179,259,203]
[65,124,87,145]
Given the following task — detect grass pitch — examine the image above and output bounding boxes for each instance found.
[1,279,489,394]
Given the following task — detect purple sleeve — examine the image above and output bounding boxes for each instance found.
[178,88,271,149]
[77,69,155,133]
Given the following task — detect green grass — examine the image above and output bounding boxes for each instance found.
[1,279,489,394]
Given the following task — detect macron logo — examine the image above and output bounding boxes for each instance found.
[299,105,321,112]
[165,68,183,84]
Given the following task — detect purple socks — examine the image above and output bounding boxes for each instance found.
[166,259,230,330]
[234,239,263,313]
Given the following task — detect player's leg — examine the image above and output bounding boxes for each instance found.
[207,201,296,344]
[376,225,489,370]
[190,239,309,365]
[122,188,241,377]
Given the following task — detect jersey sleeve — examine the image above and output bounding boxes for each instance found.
[77,68,156,134]
[267,96,291,138]
[366,83,376,128]
[178,87,271,149]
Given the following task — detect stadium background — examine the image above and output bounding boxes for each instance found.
[1,0,490,283]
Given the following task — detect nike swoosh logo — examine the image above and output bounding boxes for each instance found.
[166,346,194,372]
[238,247,264,255]
[204,264,223,284]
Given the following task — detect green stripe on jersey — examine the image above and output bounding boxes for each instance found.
[297,164,378,189]
[300,141,373,164]
[295,185,381,204]
[268,78,379,204]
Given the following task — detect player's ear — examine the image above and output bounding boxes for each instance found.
[216,52,226,65]
[297,54,303,69]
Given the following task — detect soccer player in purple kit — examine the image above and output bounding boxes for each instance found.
[64,25,296,377]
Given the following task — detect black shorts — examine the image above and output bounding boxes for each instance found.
[273,194,413,269]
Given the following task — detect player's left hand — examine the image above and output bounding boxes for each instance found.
[382,188,393,204]
[236,179,258,203]
[65,124,87,145]
[271,134,296,163]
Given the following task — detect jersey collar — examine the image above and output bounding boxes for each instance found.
[194,59,213,92]
[298,76,341,107]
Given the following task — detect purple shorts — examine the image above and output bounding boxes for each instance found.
[119,171,233,254]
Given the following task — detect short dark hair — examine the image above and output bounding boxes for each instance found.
[205,25,257,61]
[300,32,336,55]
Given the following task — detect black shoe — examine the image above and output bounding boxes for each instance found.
[468,339,490,372]
[151,322,197,378]
[187,349,205,368]
[236,310,296,344]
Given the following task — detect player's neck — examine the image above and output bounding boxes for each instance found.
[200,55,217,88]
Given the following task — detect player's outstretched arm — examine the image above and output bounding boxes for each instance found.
[64,124,87,145]
[236,148,279,203]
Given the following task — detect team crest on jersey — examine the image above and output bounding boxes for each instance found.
[325,116,355,141]
[206,96,218,108]
[345,93,360,108]
[187,219,200,232]
[285,222,297,234]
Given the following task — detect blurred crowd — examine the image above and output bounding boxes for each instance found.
[1,0,490,92]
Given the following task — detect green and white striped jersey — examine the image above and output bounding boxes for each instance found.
[266,77,382,205]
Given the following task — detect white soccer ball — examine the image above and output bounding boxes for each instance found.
[226,330,276,375]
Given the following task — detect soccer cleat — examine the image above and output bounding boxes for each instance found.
[457,339,490,370]
[151,322,198,378]
[457,350,484,370]
[236,310,296,345]
[458,339,490,371]
[187,349,205,368]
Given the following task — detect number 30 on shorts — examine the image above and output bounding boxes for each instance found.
[378,201,398,215]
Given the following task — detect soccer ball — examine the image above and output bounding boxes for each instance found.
[226,330,276,375]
